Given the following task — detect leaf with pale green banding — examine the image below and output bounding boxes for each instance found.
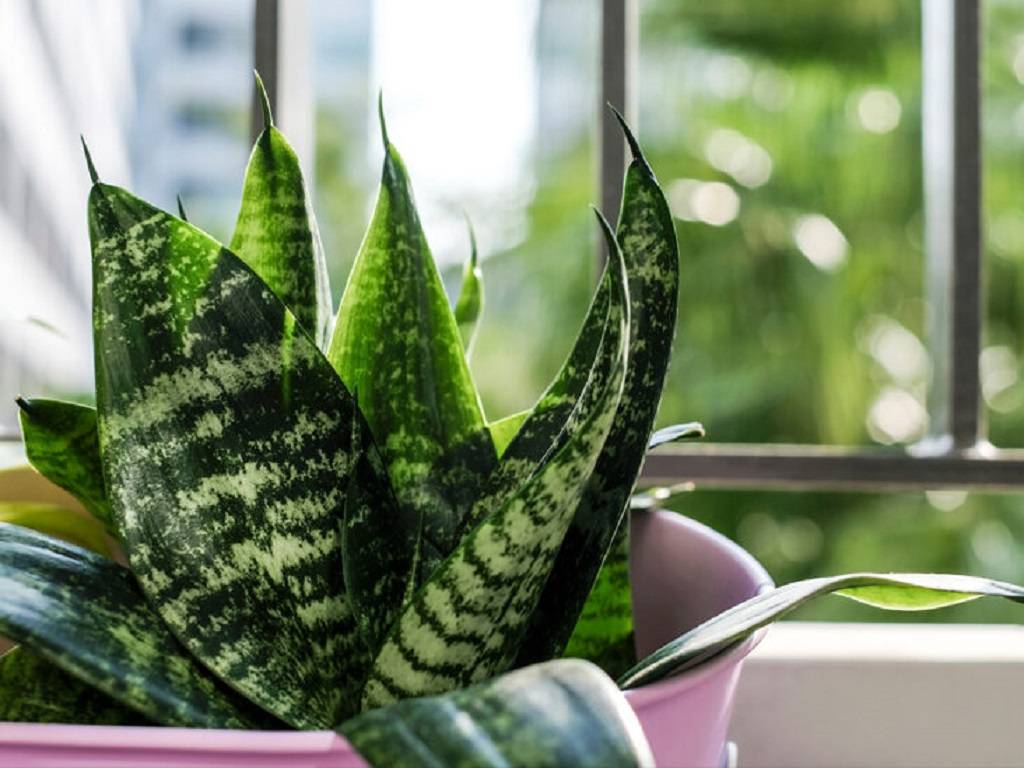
[619,572,1024,690]
[0,523,272,727]
[327,98,495,564]
[454,219,483,354]
[516,111,680,666]
[16,398,113,531]
[360,213,630,710]
[342,408,421,657]
[647,421,705,450]
[0,646,147,725]
[230,72,332,349]
[563,520,634,679]
[342,659,653,768]
[0,502,113,557]
[90,179,365,728]
[487,409,530,458]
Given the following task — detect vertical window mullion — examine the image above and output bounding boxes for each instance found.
[921,0,984,454]
[599,0,638,230]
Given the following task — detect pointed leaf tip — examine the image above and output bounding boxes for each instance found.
[463,212,478,267]
[606,104,648,169]
[14,396,30,413]
[176,195,188,221]
[253,70,274,128]
[80,136,99,184]
[591,206,622,267]
[377,89,389,147]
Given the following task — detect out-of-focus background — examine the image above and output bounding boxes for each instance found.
[3,0,1024,621]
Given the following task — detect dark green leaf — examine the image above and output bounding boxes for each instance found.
[326,99,495,563]
[16,398,113,531]
[647,421,705,450]
[0,523,270,727]
[0,646,147,725]
[454,218,483,354]
[90,180,365,728]
[0,502,113,557]
[619,572,1024,689]
[342,659,653,768]
[230,72,332,348]
[516,112,680,666]
[361,213,630,709]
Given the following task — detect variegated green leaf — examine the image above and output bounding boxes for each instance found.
[563,522,634,679]
[327,99,495,563]
[517,111,680,666]
[361,213,630,709]
[0,523,270,727]
[454,219,483,354]
[0,646,147,725]
[230,72,332,349]
[619,572,1024,690]
[487,409,530,458]
[342,660,653,768]
[0,502,113,557]
[89,177,364,728]
[342,408,420,657]
[648,421,705,450]
[16,398,113,531]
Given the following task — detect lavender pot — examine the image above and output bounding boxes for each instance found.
[0,479,771,767]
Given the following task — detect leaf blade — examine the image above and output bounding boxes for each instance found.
[90,182,365,728]
[0,502,113,557]
[619,572,1024,689]
[454,219,483,354]
[342,659,654,768]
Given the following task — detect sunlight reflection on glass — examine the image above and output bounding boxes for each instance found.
[793,214,848,271]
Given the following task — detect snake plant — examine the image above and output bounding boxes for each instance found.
[5,75,1024,766]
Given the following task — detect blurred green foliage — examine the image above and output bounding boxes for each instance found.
[312,1,1024,622]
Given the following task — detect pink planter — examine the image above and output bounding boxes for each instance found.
[0,509,771,767]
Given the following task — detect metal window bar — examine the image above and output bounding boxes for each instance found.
[596,0,1024,492]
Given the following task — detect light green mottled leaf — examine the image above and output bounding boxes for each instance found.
[647,421,705,450]
[342,660,653,768]
[16,398,113,531]
[563,521,634,679]
[90,179,365,728]
[0,645,147,725]
[0,523,271,727]
[487,409,530,458]
[361,213,630,710]
[0,502,113,557]
[517,111,680,666]
[327,99,495,564]
[230,72,332,349]
[619,572,1024,689]
[454,219,483,354]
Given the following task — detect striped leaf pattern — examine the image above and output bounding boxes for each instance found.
[230,73,332,349]
[327,101,495,565]
[0,646,147,725]
[342,660,654,768]
[16,398,113,532]
[360,214,630,710]
[516,111,681,666]
[0,523,269,728]
[619,572,1024,690]
[90,182,365,728]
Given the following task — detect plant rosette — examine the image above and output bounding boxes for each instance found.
[4,75,1024,768]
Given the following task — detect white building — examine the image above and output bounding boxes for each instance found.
[0,0,137,435]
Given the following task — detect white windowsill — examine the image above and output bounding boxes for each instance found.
[731,622,1024,768]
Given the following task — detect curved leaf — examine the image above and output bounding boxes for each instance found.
[230,72,332,348]
[454,218,483,354]
[327,98,495,563]
[619,572,1024,689]
[0,646,147,725]
[0,502,113,557]
[90,180,365,728]
[487,409,530,458]
[16,398,113,531]
[647,421,705,450]
[0,523,269,727]
[343,660,653,768]
[361,213,630,709]
[516,111,680,666]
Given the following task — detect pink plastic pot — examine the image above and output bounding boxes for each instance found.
[0,508,771,767]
